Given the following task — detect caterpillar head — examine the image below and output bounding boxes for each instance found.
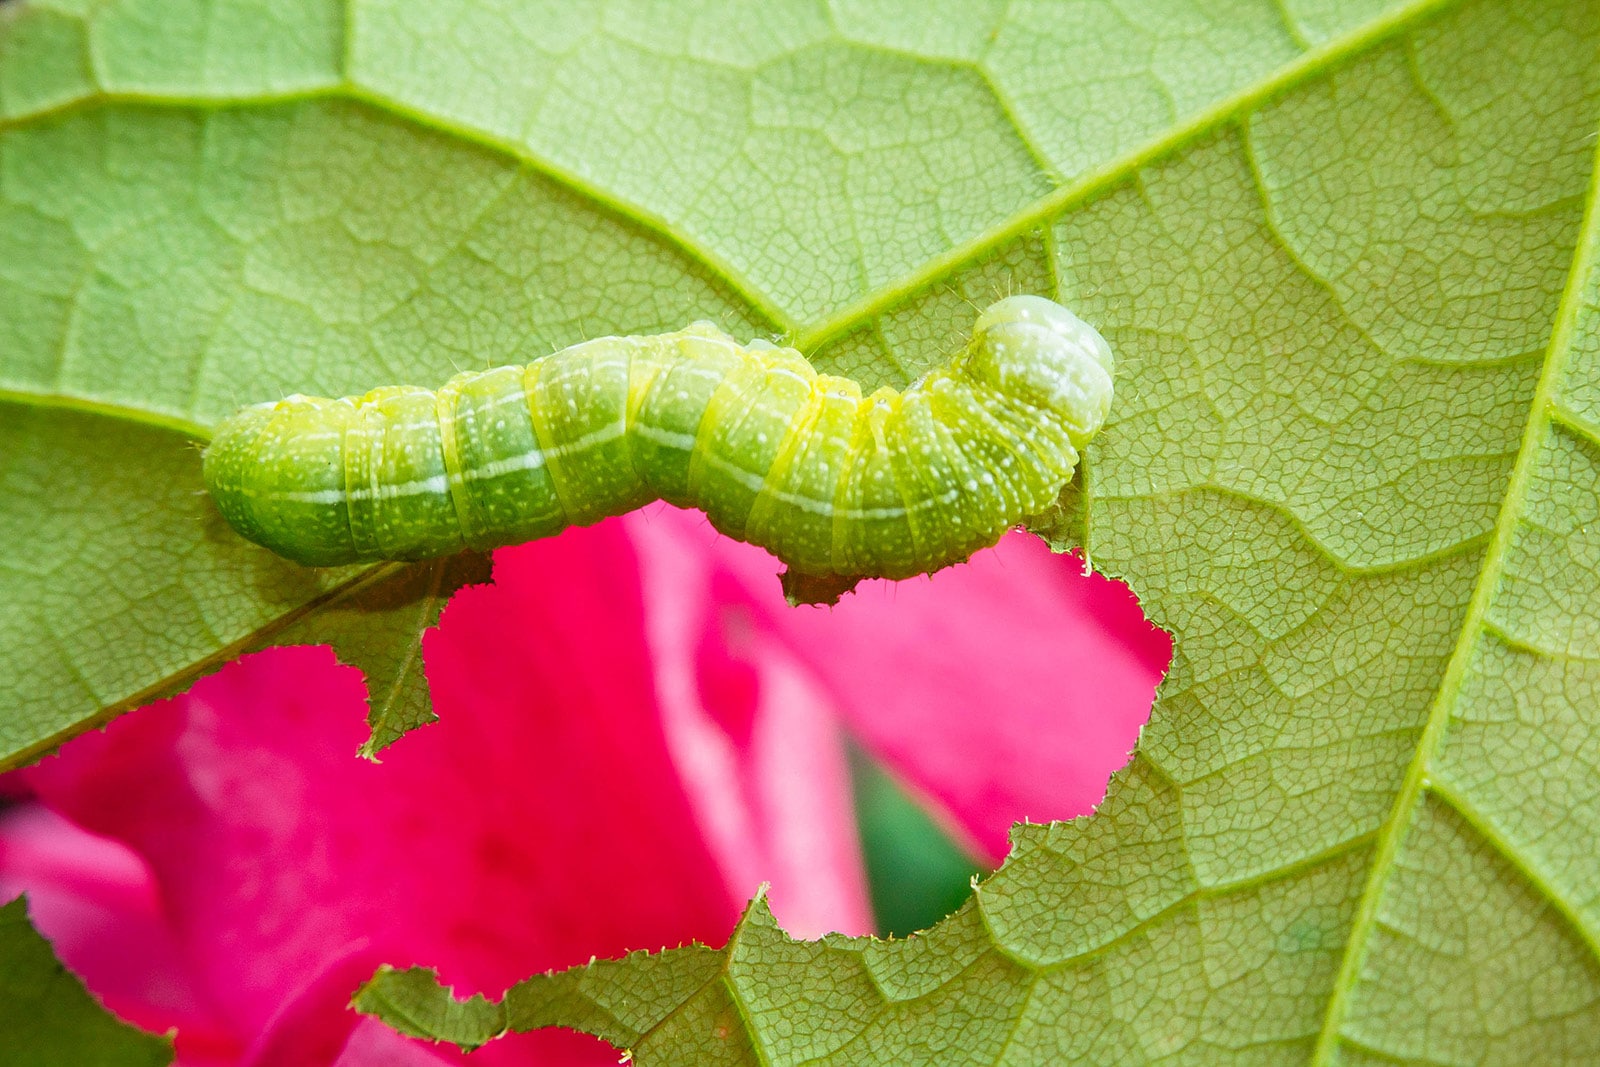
[966,295,1114,445]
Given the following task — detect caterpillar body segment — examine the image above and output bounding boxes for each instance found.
[203,296,1115,604]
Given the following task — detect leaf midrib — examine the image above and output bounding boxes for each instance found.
[1307,114,1600,1066]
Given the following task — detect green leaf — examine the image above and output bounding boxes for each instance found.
[6,0,1600,1062]
[354,935,736,1057]
[0,896,172,1066]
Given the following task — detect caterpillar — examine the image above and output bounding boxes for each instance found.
[203,295,1114,604]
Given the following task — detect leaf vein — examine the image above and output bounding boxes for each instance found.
[1307,110,1600,1067]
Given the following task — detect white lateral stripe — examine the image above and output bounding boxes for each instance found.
[632,424,697,451]
[259,416,970,523]
[261,420,628,505]
[267,473,454,505]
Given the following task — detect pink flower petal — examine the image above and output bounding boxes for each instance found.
[628,509,1171,863]
[331,1019,459,1067]
[0,805,237,1064]
[17,518,875,1063]
[634,549,870,938]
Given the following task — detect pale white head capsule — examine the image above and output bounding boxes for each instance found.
[966,294,1115,443]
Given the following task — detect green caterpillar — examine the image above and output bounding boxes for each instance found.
[203,296,1114,604]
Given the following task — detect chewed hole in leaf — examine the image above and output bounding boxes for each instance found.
[825,535,1171,937]
[6,499,1168,1060]
[615,508,1172,936]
